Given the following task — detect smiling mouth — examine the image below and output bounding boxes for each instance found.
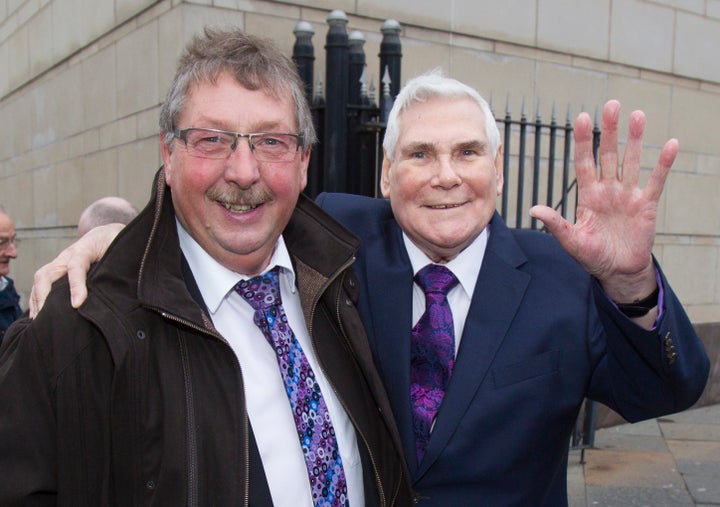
[219,201,261,213]
[427,203,463,209]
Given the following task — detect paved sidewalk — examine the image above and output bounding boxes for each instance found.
[568,404,720,506]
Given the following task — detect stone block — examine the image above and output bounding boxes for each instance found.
[449,48,535,110]
[55,157,85,226]
[116,0,156,26]
[82,148,119,204]
[675,12,720,83]
[7,23,29,90]
[610,0,674,73]
[537,0,610,60]
[661,244,717,305]
[453,0,536,47]
[116,20,158,118]
[607,75,673,148]
[664,172,720,235]
[81,44,117,130]
[32,165,59,227]
[536,63,607,121]
[356,0,451,32]
[118,138,158,207]
[28,4,53,77]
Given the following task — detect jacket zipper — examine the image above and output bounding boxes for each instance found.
[178,334,198,507]
[155,309,250,507]
[306,258,388,507]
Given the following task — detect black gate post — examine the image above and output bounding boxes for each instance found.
[292,21,323,197]
[379,19,402,99]
[345,30,366,195]
[293,21,315,102]
[324,10,349,192]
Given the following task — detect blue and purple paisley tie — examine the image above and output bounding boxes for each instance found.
[236,267,349,507]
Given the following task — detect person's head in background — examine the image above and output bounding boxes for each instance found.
[77,197,139,237]
[381,69,504,264]
[0,206,18,278]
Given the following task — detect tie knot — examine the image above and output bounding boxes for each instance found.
[235,267,282,311]
[414,264,458,296]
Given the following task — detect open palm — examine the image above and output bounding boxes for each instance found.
[530,100,677,300]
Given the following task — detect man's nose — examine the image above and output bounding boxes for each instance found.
[224,139,260,187]
[433,156,462,188]
[5,242,18,258]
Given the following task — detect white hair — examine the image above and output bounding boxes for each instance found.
[383,69,500,161]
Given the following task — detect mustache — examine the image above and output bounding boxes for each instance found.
[206,186,274,207]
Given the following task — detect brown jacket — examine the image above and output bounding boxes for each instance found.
[0,169,414,506]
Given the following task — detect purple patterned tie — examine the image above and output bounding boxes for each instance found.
[410,264,459,463]
[235,267,349,507]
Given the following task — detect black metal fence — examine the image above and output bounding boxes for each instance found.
[293,12,400,199]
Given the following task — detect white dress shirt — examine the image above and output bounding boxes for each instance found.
[177,222,363,507]
[403,227,489,354]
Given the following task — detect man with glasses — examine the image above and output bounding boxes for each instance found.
[0,206,21,347]
[0,28,413,506]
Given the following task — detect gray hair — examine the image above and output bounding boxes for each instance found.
[159,27,316,149]
[383,69,500,162]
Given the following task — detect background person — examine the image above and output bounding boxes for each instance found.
[77,196,139,237]
[0,207,21,347]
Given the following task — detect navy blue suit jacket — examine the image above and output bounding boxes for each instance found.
[316,192,709,506]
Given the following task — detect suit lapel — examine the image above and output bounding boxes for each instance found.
[416,214,531,478]
[362,217,420,472]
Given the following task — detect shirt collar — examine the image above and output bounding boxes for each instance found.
[403,226,489,299]
[176,219,296,314]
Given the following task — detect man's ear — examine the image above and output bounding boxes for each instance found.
[298,147,311,192]
[160,134,173,185]
[494,144,504,196]
[380,150,392,198]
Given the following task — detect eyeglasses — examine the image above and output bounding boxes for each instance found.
[0,235,19,251]
[173,128,304,163]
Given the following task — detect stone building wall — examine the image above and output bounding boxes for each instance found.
[1,0,719,328]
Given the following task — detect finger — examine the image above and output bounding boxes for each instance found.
[67,258,91,309]
[29,269,53,319]
[529,205,573,248]
[65,223,123,307]
[573,112,597,188]
[644,138,678,202]
[620,110,646,187]
[28,249,75,318]
[598,100,621,180]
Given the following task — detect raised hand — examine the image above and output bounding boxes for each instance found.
[530,100,676,306]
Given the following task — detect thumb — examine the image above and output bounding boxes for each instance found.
[529,205,570,240]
